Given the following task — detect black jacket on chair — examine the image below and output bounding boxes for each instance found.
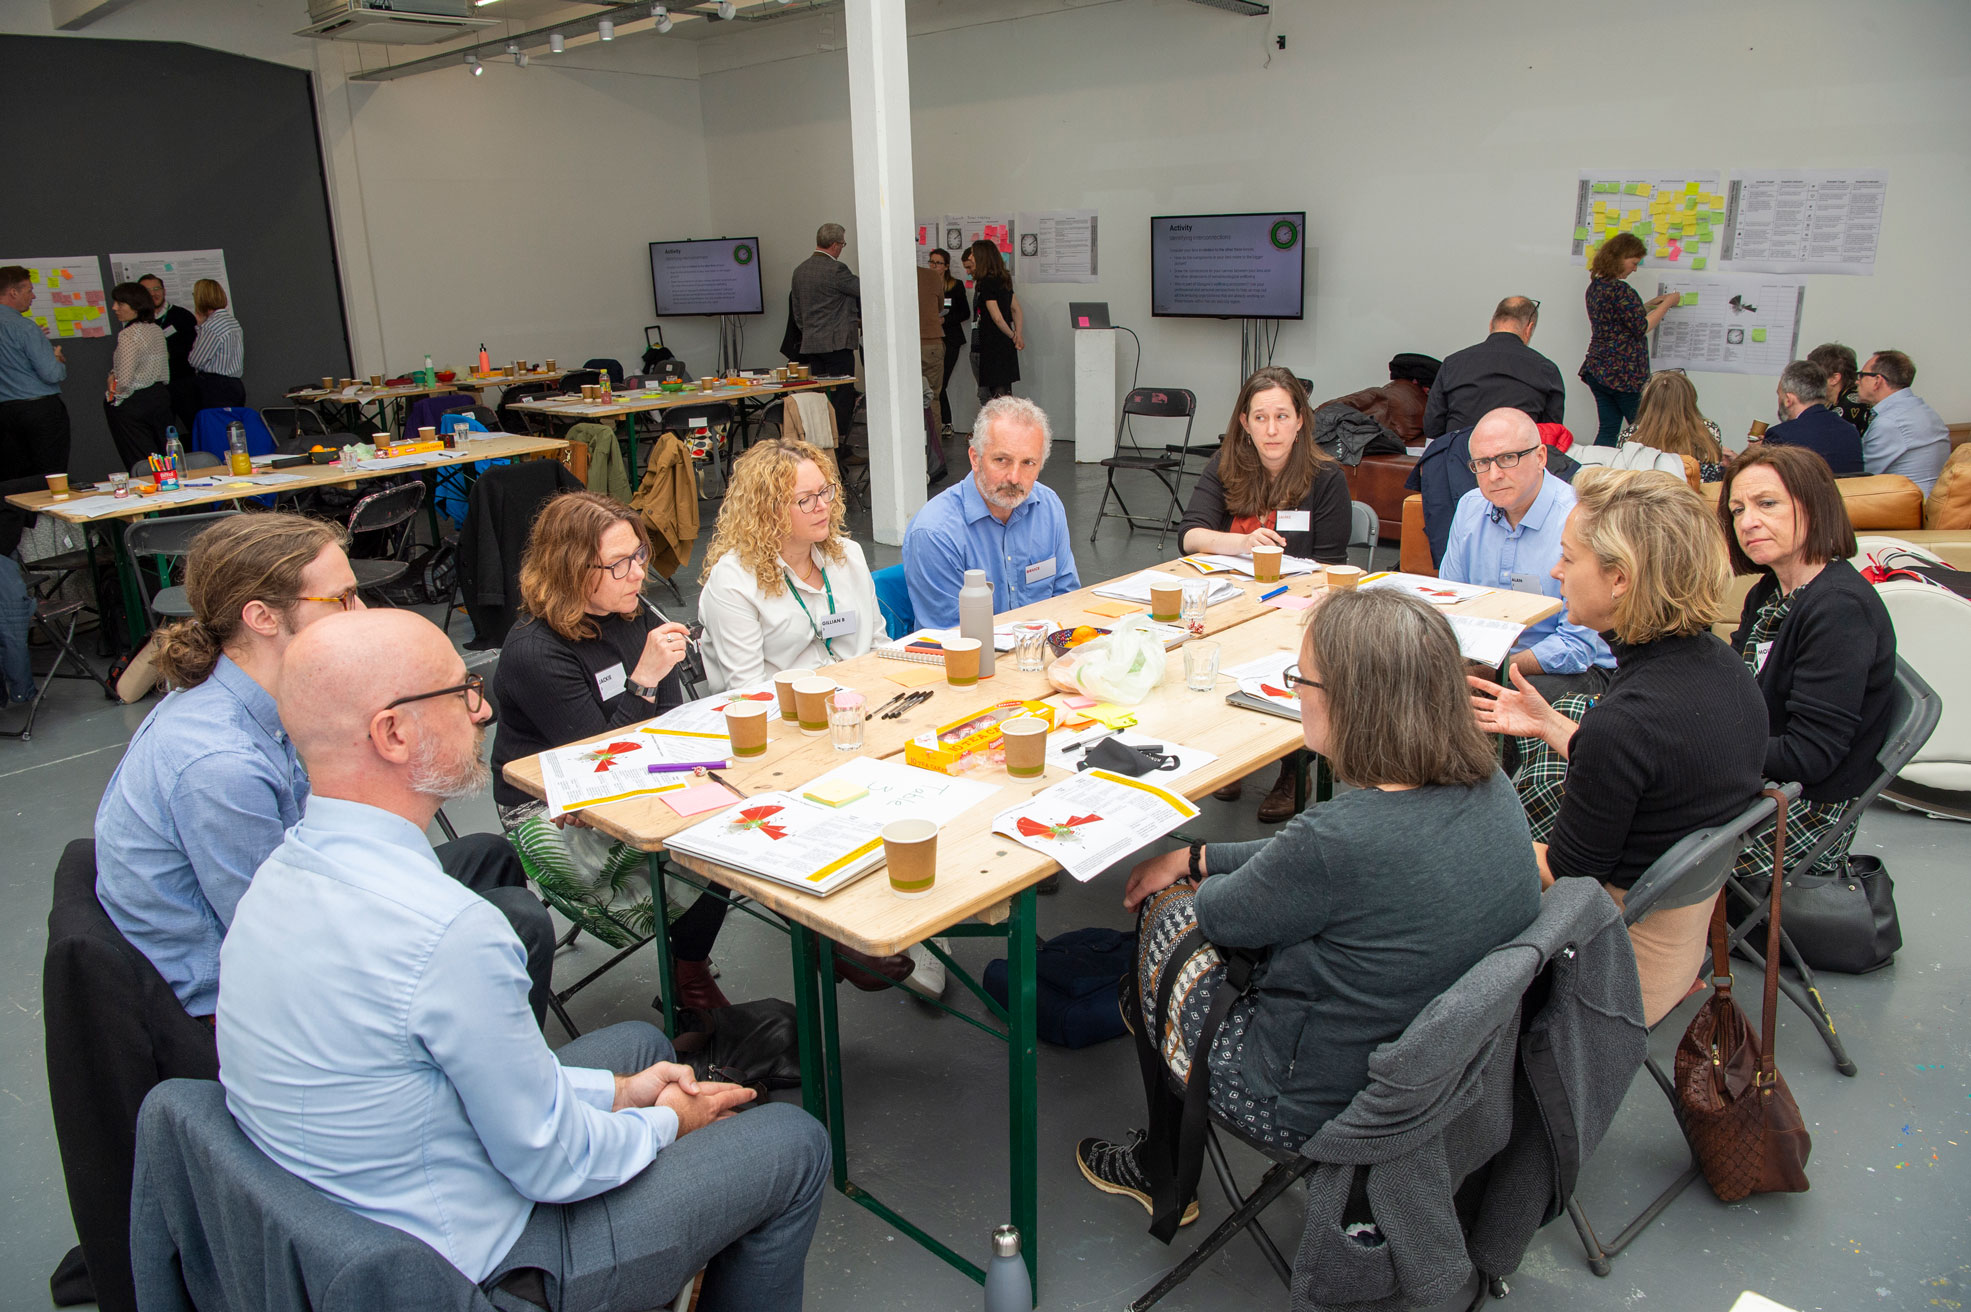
[43,839,219,1312]
[455,461,584,649]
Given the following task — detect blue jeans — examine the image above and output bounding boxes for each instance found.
[0,556,34,705]
[484,1021,828,1312]
[1585,378,1640,447]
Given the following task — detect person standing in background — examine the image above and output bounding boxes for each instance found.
[968,240,1022,405]
[1578,234,1679,447]
[139,275,199,435]
[789,222,861,442]
[187,278,245,411]
[104,282,172,468]
[928,248,969,438]
[0,266,71,481]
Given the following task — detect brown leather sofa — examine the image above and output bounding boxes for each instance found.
[1343,454,1418,544]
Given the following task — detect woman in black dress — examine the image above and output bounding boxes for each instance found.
[968,239,1022,403]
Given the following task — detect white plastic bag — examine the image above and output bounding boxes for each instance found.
[1046,614,1167,705]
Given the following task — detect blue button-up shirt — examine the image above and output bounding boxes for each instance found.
[1862,388,1950,495]
[95,656,309,1017]
[218,795,675,1284]
[1439,473,1615,675]
[0,303,66,402]
[901,475,1081,628]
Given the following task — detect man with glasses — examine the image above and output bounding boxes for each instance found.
[1855,349,1949,495]
[1438,408,1614,699]
[94,512,553,1027]
[1420,296,1566,442]
[220,608,827,1310]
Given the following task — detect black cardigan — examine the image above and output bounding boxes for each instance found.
[490,609,686,808]
[1729,558,1896,803]
[1175,453,1352,564]
[1548,633,1767,890]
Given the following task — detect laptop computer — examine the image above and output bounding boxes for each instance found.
[1069,301,1111,330]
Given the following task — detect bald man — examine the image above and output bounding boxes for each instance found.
[1439,408,1614,700]
[218,611,826,1309]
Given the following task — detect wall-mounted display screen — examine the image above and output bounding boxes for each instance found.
[1149,213,1305,319]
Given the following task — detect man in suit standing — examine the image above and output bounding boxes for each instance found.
[789,222,860,442]
[140,275,199,435]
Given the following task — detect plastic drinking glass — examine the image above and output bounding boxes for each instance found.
[1014,624,1049,673]
[1184,642,1221,692]
[829,691,866,751]
[1180,581,1210,638]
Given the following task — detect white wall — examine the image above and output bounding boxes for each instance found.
[697,0,1971,453]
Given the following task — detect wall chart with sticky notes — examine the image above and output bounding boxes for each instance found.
[1648,274,1806,376]
[1570,171,1724,270]
[2,256,110,339]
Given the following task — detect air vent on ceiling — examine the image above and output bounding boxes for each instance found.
[1183,0,1269,14]
[299,1,496,44]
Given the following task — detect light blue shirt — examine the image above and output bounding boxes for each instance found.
[218,796,675,1284]
[1862,388,1950,495]
[95,656,309,1017]
[902,475,1081,628]
[0,303,66,402]
[1439,473,1615,675]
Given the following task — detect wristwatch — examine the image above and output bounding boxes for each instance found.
[626,677,663,701]
[1187,840,1206,882]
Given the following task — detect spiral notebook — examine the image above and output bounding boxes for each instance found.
[875,628,1020,665]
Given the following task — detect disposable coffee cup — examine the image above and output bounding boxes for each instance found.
[320,376,334,389]
[773,668,813,722]
[369,373,383,387]
[546,359,558,371]
[725,701,770,757]
[793,676,834,735]
[883,818,938,899]
[418,426,436,441]
[943,637,982,686]
[1001,715,1048,778]
[45,472,69,493]
[1149,584,1183,622]
[1326,564,1363,589]
[1748,420,1769,439]
[1251,544,1284,583]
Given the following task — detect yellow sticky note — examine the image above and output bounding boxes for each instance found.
[1653,245,1670,258]
[1752,328,1767,342]
[1085,703,1139,730]
[802,779,870,808]
[884,663,945,689]
[1084,598,1144,619]
[1635,183,1652,196]
[1685,181,1700,194]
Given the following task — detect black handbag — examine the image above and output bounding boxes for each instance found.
[672,999,803,1097]
[1773,855,1902,975]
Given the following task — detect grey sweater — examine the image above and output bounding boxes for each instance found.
[1195,771,1541,1136]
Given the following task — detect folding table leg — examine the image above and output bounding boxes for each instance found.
[1007,886,1040,1300]
[646,854,678,1036]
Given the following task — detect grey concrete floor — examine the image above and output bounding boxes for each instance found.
[3,438,1966,1311]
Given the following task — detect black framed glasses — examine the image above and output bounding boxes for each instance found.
[593,544,650,580]
[1466,444,1543,474]
[1856,371,1884,381]
[295,587,360,611]
[1282,664,1323,692]
[1527,298,1541,313]
[794,486,838,514]
[384,672,493,721]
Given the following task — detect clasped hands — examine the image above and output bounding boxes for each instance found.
[613,1061,754,1134]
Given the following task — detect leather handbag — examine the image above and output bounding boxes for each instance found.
[672,999,802,1097]
[1771,855,1901,975]
[1674,788,1812,1202]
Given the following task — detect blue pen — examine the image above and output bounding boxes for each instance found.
[1259,584,1289,602]
[646,760,731,774]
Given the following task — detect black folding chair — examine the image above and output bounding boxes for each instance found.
[1091,388,1197,551]
[123,511,240,624]
[1565,784,1796,1277]
[344,482,428,602]
[1722,659,1940,1077]
[649,358,692,384]
[258,406,330,450]
[0,570,114,742]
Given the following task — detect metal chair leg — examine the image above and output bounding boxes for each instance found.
[1202,1126,1291,1286]
[1129,1156,1311,1311]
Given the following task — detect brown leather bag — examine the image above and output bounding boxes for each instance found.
[1674,787,1812,1202]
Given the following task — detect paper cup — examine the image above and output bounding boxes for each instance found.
[546,359,558,371]
[418,426,436,441]
[1251,544,1283,583]
[773,668,813,722]
[793,676,834,735]
[1149,584,1183,623]
[943,637,982,686]
[368,373,383,386]
[45,472,69,493]
[883,818,939,898]
[1326,564,1363,589]
[320,376,334,389]
[725,701,770,757]
[1001,715,1048,778]
[1749,420,1769,439]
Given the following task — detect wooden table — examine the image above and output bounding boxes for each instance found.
[501,558,1560,1297]
[284,380,469,436]
[507,376,854,478]
[450,368,569,394]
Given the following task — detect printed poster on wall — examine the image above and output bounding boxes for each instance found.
[108,249,232,309]
[1015,209,1098,283]
[941,215,1015,290]
[1717,169,1888,276]
[0,255,110,338]
[1648,274,1806,377]
[915,217,939,268]
[1569,170,1725,271]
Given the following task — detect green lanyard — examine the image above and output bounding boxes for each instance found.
[783,564,838,659]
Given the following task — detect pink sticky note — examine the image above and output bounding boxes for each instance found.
[1077,316,1090,327]
[662,782,738,818]
[1266,594,1316,612]
[1062,694,1097,709]
[85,290,104,305]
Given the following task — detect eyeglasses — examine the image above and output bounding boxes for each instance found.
[794,485,838,514]
[383,672,493,720]
[1281,664,1323,692]
[1526,298,1541,313]
[1465,444,1543,474]
[592,544,649,580]
[1856,371,1884,381]
[296,587,360,611]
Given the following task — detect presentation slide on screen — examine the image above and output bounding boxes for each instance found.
[1151,213,1304,318]
[649,237,764,316]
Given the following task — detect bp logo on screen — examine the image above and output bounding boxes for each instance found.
[733,244,755,265]
[1268,220,1300,251]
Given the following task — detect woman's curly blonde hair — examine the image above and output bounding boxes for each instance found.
[698,436,847,596]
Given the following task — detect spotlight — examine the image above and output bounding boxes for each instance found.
[514,50,529,66]
[464,51,483,75]
[548,32,564,52]
[598,18,614,39]
[716,1,736,18]
[656,12,673,33]
[505,41,518,55]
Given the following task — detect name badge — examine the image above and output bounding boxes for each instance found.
[819,610,858,640]
[161,324,177,338]
[1025,557,1057,586]
[1509,572,1546,595]
[595,662,627,700]
[943,298,953,309]
[1753,640,1774,674]
[1274,509,1310,533]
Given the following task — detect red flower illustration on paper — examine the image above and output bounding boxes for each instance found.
[725,691,775,704]
[581,740,643,772]
[1016,813,1102,843]
[1259,683,1293,700]
[731,805,789,840]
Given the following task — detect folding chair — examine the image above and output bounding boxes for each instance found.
[344,481,428,602]
[660,403,738,498]
[1090,388,1196,551]
[1349,500,1379,570]
[1722,659,1940,1077]
[649,358,692,384]
[1565,783,1797,1277]
[872,564,914,640]
[258,405,330,450]
[123,511,240,624]
[0,566,113,742]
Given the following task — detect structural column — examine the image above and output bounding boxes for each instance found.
[844,0,925,545]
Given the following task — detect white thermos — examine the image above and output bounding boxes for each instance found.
[958,568,995,678]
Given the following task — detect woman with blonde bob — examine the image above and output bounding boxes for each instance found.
[1471,469,1767,1025]
[1622,370,1726,481]
[698,435,877,692]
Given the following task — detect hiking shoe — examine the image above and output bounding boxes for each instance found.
[1076,1130,1198,1225]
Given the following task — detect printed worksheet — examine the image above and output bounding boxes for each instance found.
[1094,571,1243,607]
[641,683,776,737]
[1358,572,1490,606]
[992,769,1198,883]
[799,757,1000,829]
[1179,553,1316,578]
[1446,614,1527,666]
[665,791,887,895]
[540,737,694,817]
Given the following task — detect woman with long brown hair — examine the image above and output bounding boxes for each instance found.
[1624,370,1727,480]
[968,239,1022,403]
[1178,366,1352,820]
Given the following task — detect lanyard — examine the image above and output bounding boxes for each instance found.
[783,564,838,659]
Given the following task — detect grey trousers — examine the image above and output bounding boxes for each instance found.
[483,1022,828,1312]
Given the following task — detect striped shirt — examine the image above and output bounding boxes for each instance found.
[110,322,168,404]
[188,307,244,378]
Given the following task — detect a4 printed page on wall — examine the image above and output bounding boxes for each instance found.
[1569,168,1886,276]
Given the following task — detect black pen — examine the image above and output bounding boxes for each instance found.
[866,691,909,720]
[703,768,746,800]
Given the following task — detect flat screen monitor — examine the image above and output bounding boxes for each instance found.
[1149,212,1305,319]
[648,237,765,316]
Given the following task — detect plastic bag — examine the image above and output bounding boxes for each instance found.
[1046,614,1166,705]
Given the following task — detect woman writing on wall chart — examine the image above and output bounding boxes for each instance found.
[969,239,1023,403]
[1579,233,1681,447]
